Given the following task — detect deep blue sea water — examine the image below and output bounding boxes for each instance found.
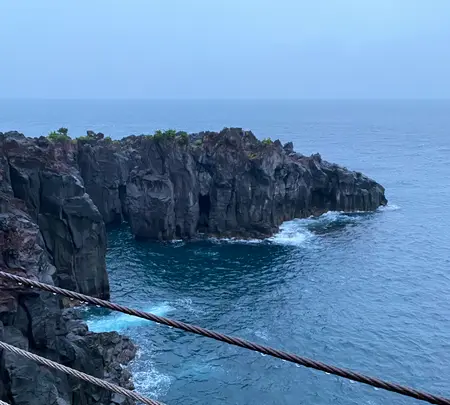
[1,99,450,405]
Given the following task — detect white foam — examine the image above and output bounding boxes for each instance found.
[316,211,342,221]
[175,297,205,315]
[209,237,264,245]
[269,219,314,246]
[87,302,174,332]
[132,361,172,398]
[203,206,396,248]
[378,204,401,212]
[254,329,270,341]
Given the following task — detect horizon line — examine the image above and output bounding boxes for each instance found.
[1,97,450,102]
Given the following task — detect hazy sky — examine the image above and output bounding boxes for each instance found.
[1,0,450,99]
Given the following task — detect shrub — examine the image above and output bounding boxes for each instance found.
[76,136,97,144]
[177,131,189,146]
[261,137,273,146]
[47,128,71,142]
[76,131,98,143]
[164,129,176,139]
[153,129,177,142]
[194,139,203,146]
[153,130,164,141]
[104,136,113,143]
[57,127,68,136]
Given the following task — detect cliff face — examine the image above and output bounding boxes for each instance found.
[0,132,134,405]
[0,127,387,403]
[78,128,387,240]
[3,132,108,297]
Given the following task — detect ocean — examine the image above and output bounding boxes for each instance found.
[1,99,450,405]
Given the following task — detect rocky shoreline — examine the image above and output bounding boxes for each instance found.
[0,128,387,404]
[78,128,387,239]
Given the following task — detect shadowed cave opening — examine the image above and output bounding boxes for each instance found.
[118,184,128,221]
[197,193,211,232]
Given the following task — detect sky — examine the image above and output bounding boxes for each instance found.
[1,0,450,99]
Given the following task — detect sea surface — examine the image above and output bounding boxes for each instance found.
[2,99,450,405]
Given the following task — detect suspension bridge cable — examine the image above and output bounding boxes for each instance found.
[1,271,449,405]
[0,340,163,405]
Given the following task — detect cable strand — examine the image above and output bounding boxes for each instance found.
[1,271,449,405]
[0,340,163,405]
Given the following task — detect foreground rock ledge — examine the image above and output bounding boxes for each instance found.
[1,132,134,405]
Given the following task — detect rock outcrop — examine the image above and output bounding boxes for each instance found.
[77,128,387,239]
[3,133,108,298]
[0,132,134,404]
[0,127,387,403]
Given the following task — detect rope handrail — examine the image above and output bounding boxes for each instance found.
[0,340,163,405]
[1,270,449,405]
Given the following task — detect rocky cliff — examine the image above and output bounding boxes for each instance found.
[0,132,135,405]
[78,128,387,239]
[0,128,387,404]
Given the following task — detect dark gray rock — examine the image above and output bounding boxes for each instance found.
[0,125,387,403]
[0,196,137,404]
[2,134,109,298]
[77,127,386,239]
[283,141,294,154]
[77,142,129,225]
[0,133,136,404]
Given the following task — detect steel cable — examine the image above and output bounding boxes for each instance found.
[1,271,449,405]
[0,340,163,405]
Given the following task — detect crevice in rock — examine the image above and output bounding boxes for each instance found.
[17,296,37,351]
[7,159,21,200]
[60,208,79,293]
[311,189,331,213]
[197,193,211,232]
[118,184,128,221]
[155,142,167,175]
[39,228,54,260]
[175,224,182,238]
[226,179,236,219]
[61,209,76,251]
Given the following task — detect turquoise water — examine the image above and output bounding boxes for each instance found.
[2,100,450,404]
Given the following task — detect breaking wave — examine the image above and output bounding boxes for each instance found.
[86,302,174,333]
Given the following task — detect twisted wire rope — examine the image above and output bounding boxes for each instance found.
[0,340,163,405]
[1,271,449,405]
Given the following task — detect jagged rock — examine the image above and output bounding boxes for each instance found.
[283,141,294,154]
[77,143,129,224]
[0,190,136,404]
[77,127,387,240]
[1,134,109,298]
[0,132,134,404]
[0,125,387,403]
